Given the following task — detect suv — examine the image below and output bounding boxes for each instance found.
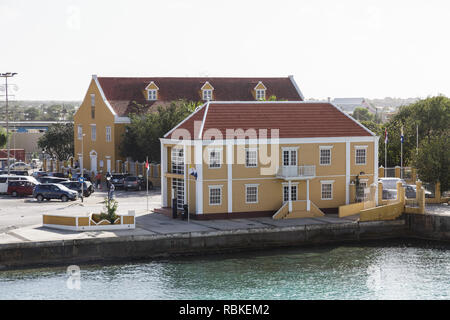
[110,173,130,189]
[124,176,152,191]
[60,180,94,197]
[33,183,78,202]
[7,180,37,197]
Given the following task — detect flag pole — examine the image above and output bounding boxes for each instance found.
[401,126,403,179]
[385,128,387,178]
[146,158,149,213]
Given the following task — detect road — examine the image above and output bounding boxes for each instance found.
[0,188,161,233]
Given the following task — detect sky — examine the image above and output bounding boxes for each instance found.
[1,0,449,101]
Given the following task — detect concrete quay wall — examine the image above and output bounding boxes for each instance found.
[0,220,407,270]
[405,213,450,241]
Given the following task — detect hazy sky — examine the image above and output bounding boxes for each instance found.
[1,0,449,100]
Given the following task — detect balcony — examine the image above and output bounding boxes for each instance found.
[276,165,316,180]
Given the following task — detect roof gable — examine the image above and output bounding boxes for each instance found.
[95,76,303,117]
[166,101,374,140]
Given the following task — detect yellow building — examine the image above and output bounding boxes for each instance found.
[160,101,379,218]
[74,75,304,173]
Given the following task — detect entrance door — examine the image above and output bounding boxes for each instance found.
[90,151,97,174]
[283,185,298,203]
[282,149,297,176]
[172,178,185,210]
[106,159,111,173]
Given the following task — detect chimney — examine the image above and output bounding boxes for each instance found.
[327,97,331,103]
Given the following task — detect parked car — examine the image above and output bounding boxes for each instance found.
[59,180,94,197]
[9,162,31,170]
[10,170,29,176]
[33,183,78,202]
[0,175,39,194]
[71,173,92,182]
[7,180,37,197]
[47,172,67,178]
[32,171,48,179]
[124,176,152,191]
[109,173,130,189]
[379,178,407,200]
[405,184,433,199]
[37,176,69,184]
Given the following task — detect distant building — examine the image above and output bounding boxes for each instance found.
[0,121,72,161]
[332,98,377,115]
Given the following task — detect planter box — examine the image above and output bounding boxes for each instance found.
[42,211,135,231]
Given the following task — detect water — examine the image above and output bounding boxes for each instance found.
[1,240,449,300]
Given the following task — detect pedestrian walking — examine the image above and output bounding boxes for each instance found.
[108,182,115,201]
[95,172,102,189]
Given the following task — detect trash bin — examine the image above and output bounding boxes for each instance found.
[183,204,188,220]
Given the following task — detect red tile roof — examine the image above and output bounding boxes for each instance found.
[165,102,374,139]
[96,76,303,117]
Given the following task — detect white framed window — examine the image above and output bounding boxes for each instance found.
[171,147,184,174]
[282,147,298,166]
[256,89,266,100]
[321,180,334,200]
[245,184,259,204]
[106,126,111,142]
[148,89,157,100]
[202,89,213,101]
[355,146,367,165]
[319,146,332,165]
[283,184,298,202]
[245,148,258,167]
[90,94,95,119]
[90,94,95,107]
[77,125,83,140]
[208,149,221,168]
[91,124,96,141]
[209,185,222,205]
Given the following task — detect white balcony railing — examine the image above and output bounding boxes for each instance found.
[276,165,316,179]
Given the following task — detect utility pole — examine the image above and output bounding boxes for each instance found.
[0,72,18,175]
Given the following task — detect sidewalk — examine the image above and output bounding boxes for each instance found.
[0,212,358,245]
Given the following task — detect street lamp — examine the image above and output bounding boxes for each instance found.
[0,72,18,175]
[80,133,86,202]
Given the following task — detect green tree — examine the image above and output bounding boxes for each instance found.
[38,123,74,160]
[119,100,199,162]
[24,107,41,121]
[0,127,8,148]
[413,135,450,192]
[352,107,375,122]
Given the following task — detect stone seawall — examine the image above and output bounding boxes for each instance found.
[0,220,407,270]
[405,213,450,241]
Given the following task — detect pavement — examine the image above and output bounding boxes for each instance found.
[0,186,448,246]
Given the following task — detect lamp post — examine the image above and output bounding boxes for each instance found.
[80,133,86,202]
[0,72,18,175]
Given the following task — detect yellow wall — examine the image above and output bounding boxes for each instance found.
[74,79,117,173]
[165,141,376,215]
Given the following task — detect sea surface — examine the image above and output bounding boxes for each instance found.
[1,240,449,300]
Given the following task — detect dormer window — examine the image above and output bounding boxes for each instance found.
[254,81,267,100]
[145,81,159,101]
[148,89,157,100]
[201,82,214,101]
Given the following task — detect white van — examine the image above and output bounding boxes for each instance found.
[0,175,39,194]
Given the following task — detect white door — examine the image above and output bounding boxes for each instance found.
[282,149,297,176]
[90,155,97,173]
[283,185,298,204]
[107,159,111,173]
